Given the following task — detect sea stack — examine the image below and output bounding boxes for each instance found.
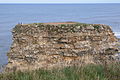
[5,22,120,71]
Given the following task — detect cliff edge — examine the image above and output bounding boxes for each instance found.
[5,22,120,71]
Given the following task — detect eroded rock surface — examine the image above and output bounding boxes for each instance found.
[5,22,120,71]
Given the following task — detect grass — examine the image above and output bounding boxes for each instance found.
[0,63,120,80]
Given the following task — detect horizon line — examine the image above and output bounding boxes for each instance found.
[0,2,120,4]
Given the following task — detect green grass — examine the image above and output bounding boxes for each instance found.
[0,64,120,80]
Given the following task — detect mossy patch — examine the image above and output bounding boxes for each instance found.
[93,25,100,30]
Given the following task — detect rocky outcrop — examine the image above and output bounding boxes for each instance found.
[5,22,120,71]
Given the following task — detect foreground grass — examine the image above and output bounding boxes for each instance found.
[0,64,120,80]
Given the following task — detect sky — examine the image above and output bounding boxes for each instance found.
[0,0,120,3]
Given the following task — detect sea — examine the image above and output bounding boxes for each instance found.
[0,3,120,67]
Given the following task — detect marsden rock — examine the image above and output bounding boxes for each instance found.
[5,22,120,71]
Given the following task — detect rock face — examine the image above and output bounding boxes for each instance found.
[6,22,119,71]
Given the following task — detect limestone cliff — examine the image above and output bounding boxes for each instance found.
[6,22,120,71]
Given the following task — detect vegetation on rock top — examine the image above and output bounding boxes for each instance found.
[13,22,104,34]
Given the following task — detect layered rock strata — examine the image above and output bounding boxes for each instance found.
[6,22,120,71]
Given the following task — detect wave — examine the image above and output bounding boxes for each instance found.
[114,32,120,38]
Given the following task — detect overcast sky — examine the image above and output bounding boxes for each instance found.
[0,0,120,3]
